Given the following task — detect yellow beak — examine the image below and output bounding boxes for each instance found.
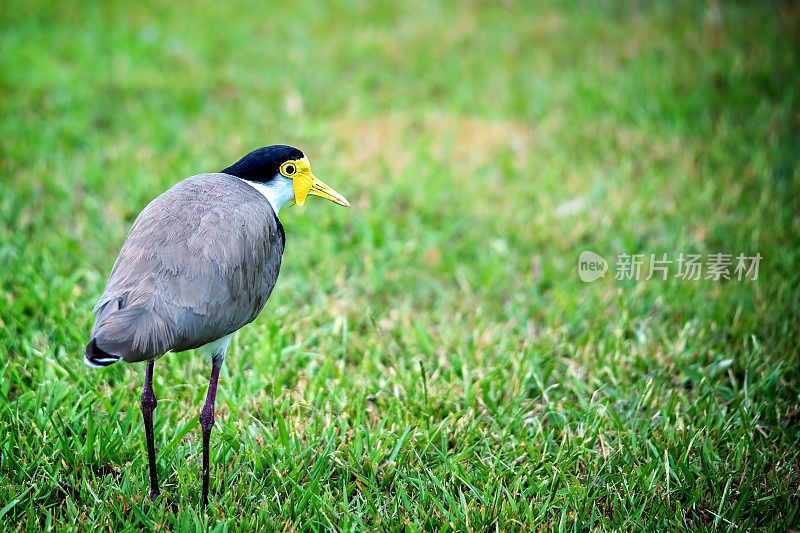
[306,175,350,207]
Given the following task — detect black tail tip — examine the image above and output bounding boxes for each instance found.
[84,339,121,368]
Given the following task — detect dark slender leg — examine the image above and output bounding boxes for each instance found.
[200,360,222,508]
[141,360,160,502]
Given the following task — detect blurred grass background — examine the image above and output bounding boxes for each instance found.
[1,0,799,530]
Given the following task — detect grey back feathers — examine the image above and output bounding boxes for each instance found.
[87,173,285,364]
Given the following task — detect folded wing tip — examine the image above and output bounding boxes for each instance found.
[84,338,121,368]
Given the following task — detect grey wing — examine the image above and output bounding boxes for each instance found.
[90,174,284,362]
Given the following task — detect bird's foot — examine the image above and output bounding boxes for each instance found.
[149,489,161,502]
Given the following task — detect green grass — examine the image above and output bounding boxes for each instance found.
[2,0,799,530]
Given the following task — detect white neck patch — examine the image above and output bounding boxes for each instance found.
[240,175,295,216]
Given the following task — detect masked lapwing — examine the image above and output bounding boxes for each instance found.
[84,145,349,506]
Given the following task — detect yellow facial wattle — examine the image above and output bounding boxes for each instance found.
[280,156,349,207]
[292,172,314,206]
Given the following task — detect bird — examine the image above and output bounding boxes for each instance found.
[84,145,349,507]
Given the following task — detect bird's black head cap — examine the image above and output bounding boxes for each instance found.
[222,145,305,182]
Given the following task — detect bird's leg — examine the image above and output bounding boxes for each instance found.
[140,360,160,502]
[200,359,222,508]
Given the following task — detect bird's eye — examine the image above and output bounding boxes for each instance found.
[281,163,296,176]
